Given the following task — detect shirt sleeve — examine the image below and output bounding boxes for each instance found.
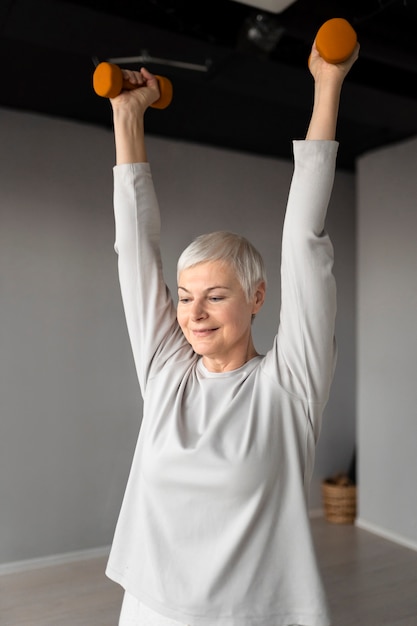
[264,140,338,438]
[113,163,189,395]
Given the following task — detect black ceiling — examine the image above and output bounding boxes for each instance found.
[1,0,417,170]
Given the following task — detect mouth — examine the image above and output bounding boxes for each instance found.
[191,328,218,337]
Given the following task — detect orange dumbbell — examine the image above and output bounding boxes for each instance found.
[93,61,173,109]
[313,17,357,64]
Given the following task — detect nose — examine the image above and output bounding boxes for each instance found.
[190,298,207,321]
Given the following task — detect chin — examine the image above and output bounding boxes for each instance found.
[191,344,209,357]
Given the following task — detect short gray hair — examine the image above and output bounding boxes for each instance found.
[177,231,267,301]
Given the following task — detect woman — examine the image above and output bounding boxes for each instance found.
[105,35,359,626]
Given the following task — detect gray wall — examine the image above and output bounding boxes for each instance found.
[0,109,141,565]
[0,107,356,566]
[357,137,417,548]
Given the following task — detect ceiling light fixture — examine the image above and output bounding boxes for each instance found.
[244,12,285,52]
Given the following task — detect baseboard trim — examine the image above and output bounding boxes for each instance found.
[0,545,110,576]
[356,517,417,553]
[6,513,414,576]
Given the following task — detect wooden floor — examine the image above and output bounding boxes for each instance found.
[1,517,417,625]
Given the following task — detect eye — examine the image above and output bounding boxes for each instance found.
[209,296,224,302]
[178,297,191,304]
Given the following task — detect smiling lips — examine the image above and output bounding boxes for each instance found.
[192,328,218,336]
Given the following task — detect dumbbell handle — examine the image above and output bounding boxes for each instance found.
[314,17,357,64]
[93,62,173,109]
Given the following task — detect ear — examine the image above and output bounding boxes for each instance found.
[252,281,266,314]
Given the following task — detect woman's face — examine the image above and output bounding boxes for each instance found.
[177,260,265,372]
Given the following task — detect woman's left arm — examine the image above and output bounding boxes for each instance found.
[306,40,360,141]
[271,42,359,438]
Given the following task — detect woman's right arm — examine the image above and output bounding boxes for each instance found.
[110,67,161,164]
[110,69,188,393]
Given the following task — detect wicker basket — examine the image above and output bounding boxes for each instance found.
[322,477,357,524]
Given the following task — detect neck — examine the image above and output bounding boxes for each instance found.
[202,343,259,373]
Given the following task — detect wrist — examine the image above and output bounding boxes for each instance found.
[113,108,147,165]
[313,75,343,100]
[112,104,145,131]
[306,80,341,141]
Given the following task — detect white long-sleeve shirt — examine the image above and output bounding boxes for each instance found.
[106,140,338,626]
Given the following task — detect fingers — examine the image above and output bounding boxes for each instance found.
[121,67,160,91]
[309,39,360,83]
[335,42,360,77]
[140,66,159,85]
[110,67,161,110]
[121,69,140,85]
[120,68,145,87]
[348,42,360,66]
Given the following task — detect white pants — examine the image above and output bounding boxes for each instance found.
[118,592,189,626]
[119,591,300,626]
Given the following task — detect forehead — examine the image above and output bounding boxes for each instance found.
[178,260,237,287]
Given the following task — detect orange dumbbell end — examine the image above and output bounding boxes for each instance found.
[152,74,173,109]
[315,17,357,64]
[93,62,123,98]
[93,62,173,109]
